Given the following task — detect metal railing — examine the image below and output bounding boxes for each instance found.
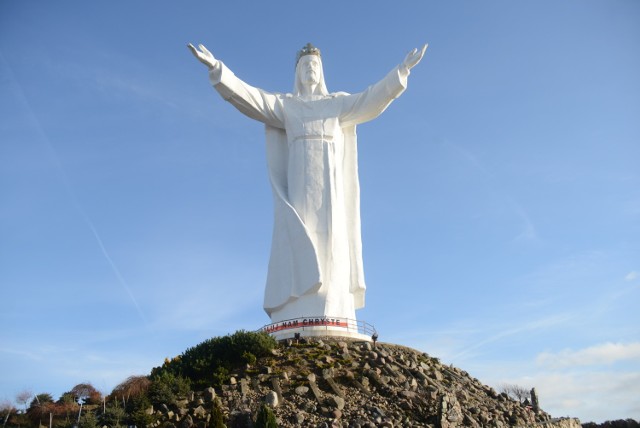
[259,316,377,337]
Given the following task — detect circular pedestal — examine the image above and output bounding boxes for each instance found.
[260,317,376,342]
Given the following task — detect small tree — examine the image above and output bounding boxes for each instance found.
[15,390,32,413]
[27,393,54,427]
[28,393,54,412]
[255,404,277,428]
[499,383,531,404]
[56,393,78,426]
[125,394,153,428]
[210,398,225,428]
[101,403,126,428]
[1,400,16,428]
[71,383,102,405]
[148,371,190,406]
[78,410,98,428]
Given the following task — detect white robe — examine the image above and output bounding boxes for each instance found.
[209,62,409,323]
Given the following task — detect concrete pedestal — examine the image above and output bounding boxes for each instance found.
[261,317,376,342]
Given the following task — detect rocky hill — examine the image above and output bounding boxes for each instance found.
[147,336,580,428]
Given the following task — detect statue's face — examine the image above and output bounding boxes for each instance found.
[298,55,321,86]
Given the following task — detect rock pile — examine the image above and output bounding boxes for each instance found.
[147,337,579,427]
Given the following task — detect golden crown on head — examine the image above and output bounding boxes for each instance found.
[296,43,321,65]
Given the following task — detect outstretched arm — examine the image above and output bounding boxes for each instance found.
[340,43,428,127]
[188,43,284,128]
[187,43,219,70]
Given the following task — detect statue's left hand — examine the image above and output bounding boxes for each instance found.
[402,44,428,70]
[187,43,218,70]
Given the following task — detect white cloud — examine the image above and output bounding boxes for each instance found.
[462,357,640,423]
[536,342,640,369]
[624,271,638,281]
[532,371,640,423]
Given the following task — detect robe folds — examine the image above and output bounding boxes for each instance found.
[209,62,409,323]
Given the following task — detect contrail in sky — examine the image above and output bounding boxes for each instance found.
[445,140,539,243]
[80,214,148,324]
[2,53,148,324]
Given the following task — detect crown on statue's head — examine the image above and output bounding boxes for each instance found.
[296,43,321,65]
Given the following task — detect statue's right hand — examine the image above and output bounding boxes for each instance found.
[188,43,218,69]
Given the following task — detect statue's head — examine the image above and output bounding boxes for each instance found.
[294,43,328,96]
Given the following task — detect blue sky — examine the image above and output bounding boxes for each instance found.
[1,1,639,423]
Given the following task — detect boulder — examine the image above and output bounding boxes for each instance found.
[265,390,279,408]
[203,387,216,402]
[192,405,206,418]
[294,386,309,396]
[329,395,345,410]
[179,414,193,428]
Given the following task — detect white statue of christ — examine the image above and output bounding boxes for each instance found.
[188,42,426,324]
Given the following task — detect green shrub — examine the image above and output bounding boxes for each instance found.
[101,404,126,428]
[78,410,98,428]
[211,366,229,389]
[148,371,191,405]
[130,407,154,428]
[126,394,154,427]
[255,404,277,428]
[151,330,276,389]
[210,398,225,428]
[242,351,257,365]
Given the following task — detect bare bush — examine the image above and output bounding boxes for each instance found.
[499,383,531,403]
[110,375,151,401]
[15,390,32,413]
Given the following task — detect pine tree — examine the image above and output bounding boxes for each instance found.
[210,398,225,428]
